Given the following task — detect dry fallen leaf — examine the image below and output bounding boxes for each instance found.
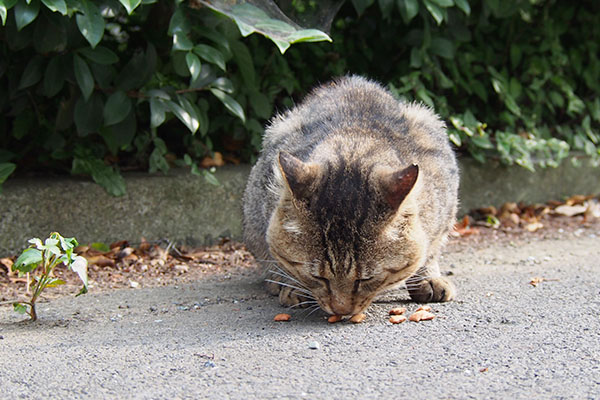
[554,204,588,217]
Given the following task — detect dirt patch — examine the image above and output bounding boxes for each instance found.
[2,197,599,306]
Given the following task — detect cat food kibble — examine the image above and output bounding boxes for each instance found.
[328,315,343,323]
[389,307,407,315]
[349,313,366,323]
[389,315,407,324]
[408,310,436,322]
[273,313,291,322]
[416,305,432,312]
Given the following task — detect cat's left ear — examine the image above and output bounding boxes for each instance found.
[380,164,419,210]
[277,151,320,201]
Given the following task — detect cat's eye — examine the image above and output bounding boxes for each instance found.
[353,277,373,292]
[311,275,330,288]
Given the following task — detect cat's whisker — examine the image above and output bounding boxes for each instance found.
[267,269,310,291]
[287,300,319,310]
[264,279,315,298]
[302,304,323,320]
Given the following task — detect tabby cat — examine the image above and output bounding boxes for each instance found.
[243,76,458,317]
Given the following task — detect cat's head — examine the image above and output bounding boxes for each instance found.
[266,151,427,316]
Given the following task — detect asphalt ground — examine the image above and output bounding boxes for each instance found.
[1,230,599,399]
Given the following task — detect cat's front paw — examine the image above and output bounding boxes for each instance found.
[278,286,310,307]
[408,277,455,303]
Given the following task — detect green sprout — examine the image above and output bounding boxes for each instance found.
[10,232,88,321]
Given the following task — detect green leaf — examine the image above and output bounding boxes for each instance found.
[0,162,16,184]
[13,303,28,314]
[90,242,110,252]
[71,255,88,290]
[42,56,64,97]
[41,0,66,14]
[74,93,104,136]
[185,52,201,81]
[119,0,141,14]
[429,0,453,7]
[173,31,193,51]
[194,45,226,71]
[249,90,271,119]
[231,40,255,88]
[430,37,454,59]
[210,88,246,123]
[45,278,66,287]
[287,29,332,45]
[351,0,374,15]
[72,156,126,196]
[76,0,105,48]
[202,169,220,186]
[18,54,43,89]
[73,54,94,101]
[103,90,131,126]
[78,46,119,65]
[454,0,470,14]
[102,110,136,153]
[14,0,40,30]
[397,0,419,23]
[13,248,42,273]
[423,0,445,24]
[149,97,167,128]
[165,99,199,134]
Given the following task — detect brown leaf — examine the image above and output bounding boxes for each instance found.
[200,152,225,168]
[85,255,115,268]
[553,204,588,217]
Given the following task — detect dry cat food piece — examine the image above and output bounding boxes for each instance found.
[415,305,432,312]
[349,313,366,324]
[408,310,436,322]
[388,307,407,315]
[327,315,343,323]
[389,315,407,324]
[273,313,291,322]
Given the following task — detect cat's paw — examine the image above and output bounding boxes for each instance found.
[278,286,310,307]
[408,277,455,303]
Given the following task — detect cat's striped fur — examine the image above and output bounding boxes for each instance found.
[243,76,458,316]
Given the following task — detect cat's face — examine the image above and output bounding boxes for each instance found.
[266,152,426,316]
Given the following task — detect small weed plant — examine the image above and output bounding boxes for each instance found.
[11,232,88,321]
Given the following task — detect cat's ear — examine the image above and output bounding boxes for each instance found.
[278,151,319,200]
[380,164,419,209]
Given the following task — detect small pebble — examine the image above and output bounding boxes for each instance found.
[308,341,320,350]
[204,361,217,368]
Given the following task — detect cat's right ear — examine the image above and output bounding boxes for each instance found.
[277,151,319,201]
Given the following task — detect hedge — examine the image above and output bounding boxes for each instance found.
[1,0,598,195]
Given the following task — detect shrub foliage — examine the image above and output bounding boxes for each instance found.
[1,0,599,194]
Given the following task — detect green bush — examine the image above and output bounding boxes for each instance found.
[1,0,599,195]
[0,0,330,194]
[281,0,600,171]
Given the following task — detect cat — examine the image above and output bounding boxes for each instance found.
[242,76,458,317]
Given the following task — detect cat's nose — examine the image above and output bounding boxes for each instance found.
[329,299,354,316]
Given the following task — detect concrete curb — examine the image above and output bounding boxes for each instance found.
[1,158,599,255]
